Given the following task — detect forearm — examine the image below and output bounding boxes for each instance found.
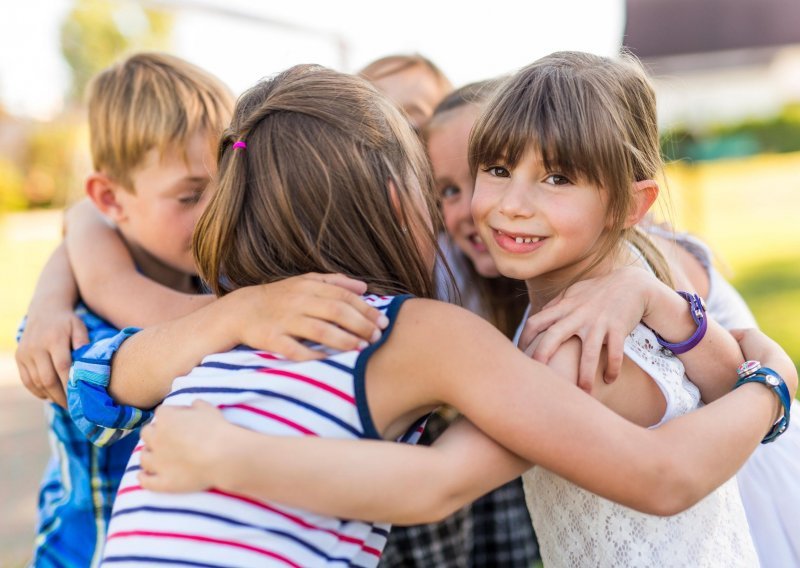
[28,242,78,312]
[642,382,779,514]
[65,199,212,327]
[641,282,742,402]
[108,295,238,408]
[212,419,529,525]
[87,272,214,328]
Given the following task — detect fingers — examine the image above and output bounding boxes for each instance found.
[51,348,72,390]
[137,446,164,491]
[16,358,47,400]
[577,330,603,393]
[520,308,563,353]
[304,273,369,296]
[71,316,90,350]
[272,336,326,362]
[33,353,67,408]
[302,299,384,345]
[530,318,575,364]
[302,274,389,328]
[603,331,625,385]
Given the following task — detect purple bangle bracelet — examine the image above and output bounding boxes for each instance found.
[654,291,708,355]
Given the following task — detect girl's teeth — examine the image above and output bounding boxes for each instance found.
[514,236,541,244]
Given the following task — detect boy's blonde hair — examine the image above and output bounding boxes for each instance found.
[87,52,234,190]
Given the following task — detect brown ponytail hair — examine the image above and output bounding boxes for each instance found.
[194,64,440,298]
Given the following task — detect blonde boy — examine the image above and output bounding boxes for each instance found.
[27,53,233,568]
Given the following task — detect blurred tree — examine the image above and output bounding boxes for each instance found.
[0,158,26,211]
[60,0,173,103]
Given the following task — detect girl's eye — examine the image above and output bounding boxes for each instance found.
[178,191,203,205]
[544,174,572,186]
[439,185,460,201]
[484,165,510,178]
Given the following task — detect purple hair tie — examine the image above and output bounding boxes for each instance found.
[233,141,247,150]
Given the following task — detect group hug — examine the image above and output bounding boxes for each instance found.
[14,49,799,567]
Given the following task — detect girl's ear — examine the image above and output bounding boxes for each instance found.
[625,179,659,228]
[85,173,127,224]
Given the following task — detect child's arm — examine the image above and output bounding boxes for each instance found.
[64,199,214,328]
[520,266,743,402]
[67,274,388,447]
[15,242,88,407]
[140,409,532,525]
[100,275,386,409]
[139,309,794,522]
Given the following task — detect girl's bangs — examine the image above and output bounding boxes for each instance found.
[473,74,610,189]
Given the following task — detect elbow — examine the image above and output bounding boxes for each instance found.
[390,488,466,526]
[388,472,473,526]
[640,453,703,517]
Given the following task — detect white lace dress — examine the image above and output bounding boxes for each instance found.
[522,324,759,568]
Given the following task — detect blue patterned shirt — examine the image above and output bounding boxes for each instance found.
[20,304,144,568]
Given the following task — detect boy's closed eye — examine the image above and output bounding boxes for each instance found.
[178,190,204,205]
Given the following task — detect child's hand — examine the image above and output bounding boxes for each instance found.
[16,308,89,408]
[224,273,389,361]
[139,401,228,493]
[519,266,651,393]
[731,328,798,398]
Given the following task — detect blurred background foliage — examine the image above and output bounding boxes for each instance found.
[0,0,172,211]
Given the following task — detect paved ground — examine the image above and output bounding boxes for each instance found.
[0,353,49,567]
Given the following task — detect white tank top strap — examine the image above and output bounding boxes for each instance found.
[624,239,657,277]
[622,324,701,427]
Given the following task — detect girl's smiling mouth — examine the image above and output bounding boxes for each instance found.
[492,228,547,253]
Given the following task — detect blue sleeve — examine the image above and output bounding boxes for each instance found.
[67,325,154,447]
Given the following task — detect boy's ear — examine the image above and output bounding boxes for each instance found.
[625,179,659,228]
[85,173,127,224]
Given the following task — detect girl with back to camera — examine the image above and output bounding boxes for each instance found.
[94,63,793,567]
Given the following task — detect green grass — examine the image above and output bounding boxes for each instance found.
[731,256,800,382]
[0,210,62,352]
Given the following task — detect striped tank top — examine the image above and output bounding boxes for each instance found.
[102,294,427,567]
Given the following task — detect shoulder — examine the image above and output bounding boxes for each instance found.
[650,233,710,297]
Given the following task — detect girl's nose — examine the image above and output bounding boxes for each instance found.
[498,180,535,219]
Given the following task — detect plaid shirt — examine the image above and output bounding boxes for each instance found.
[380,413,539,568]
[19,305,142,568]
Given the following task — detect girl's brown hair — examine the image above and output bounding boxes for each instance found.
[359,54,452,93]
[194,64,440,299]
[470,51,673,287]
[425,79,528,339]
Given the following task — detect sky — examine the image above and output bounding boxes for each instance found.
[0,0,625,119]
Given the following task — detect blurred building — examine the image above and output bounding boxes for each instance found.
[624,0,800,127]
